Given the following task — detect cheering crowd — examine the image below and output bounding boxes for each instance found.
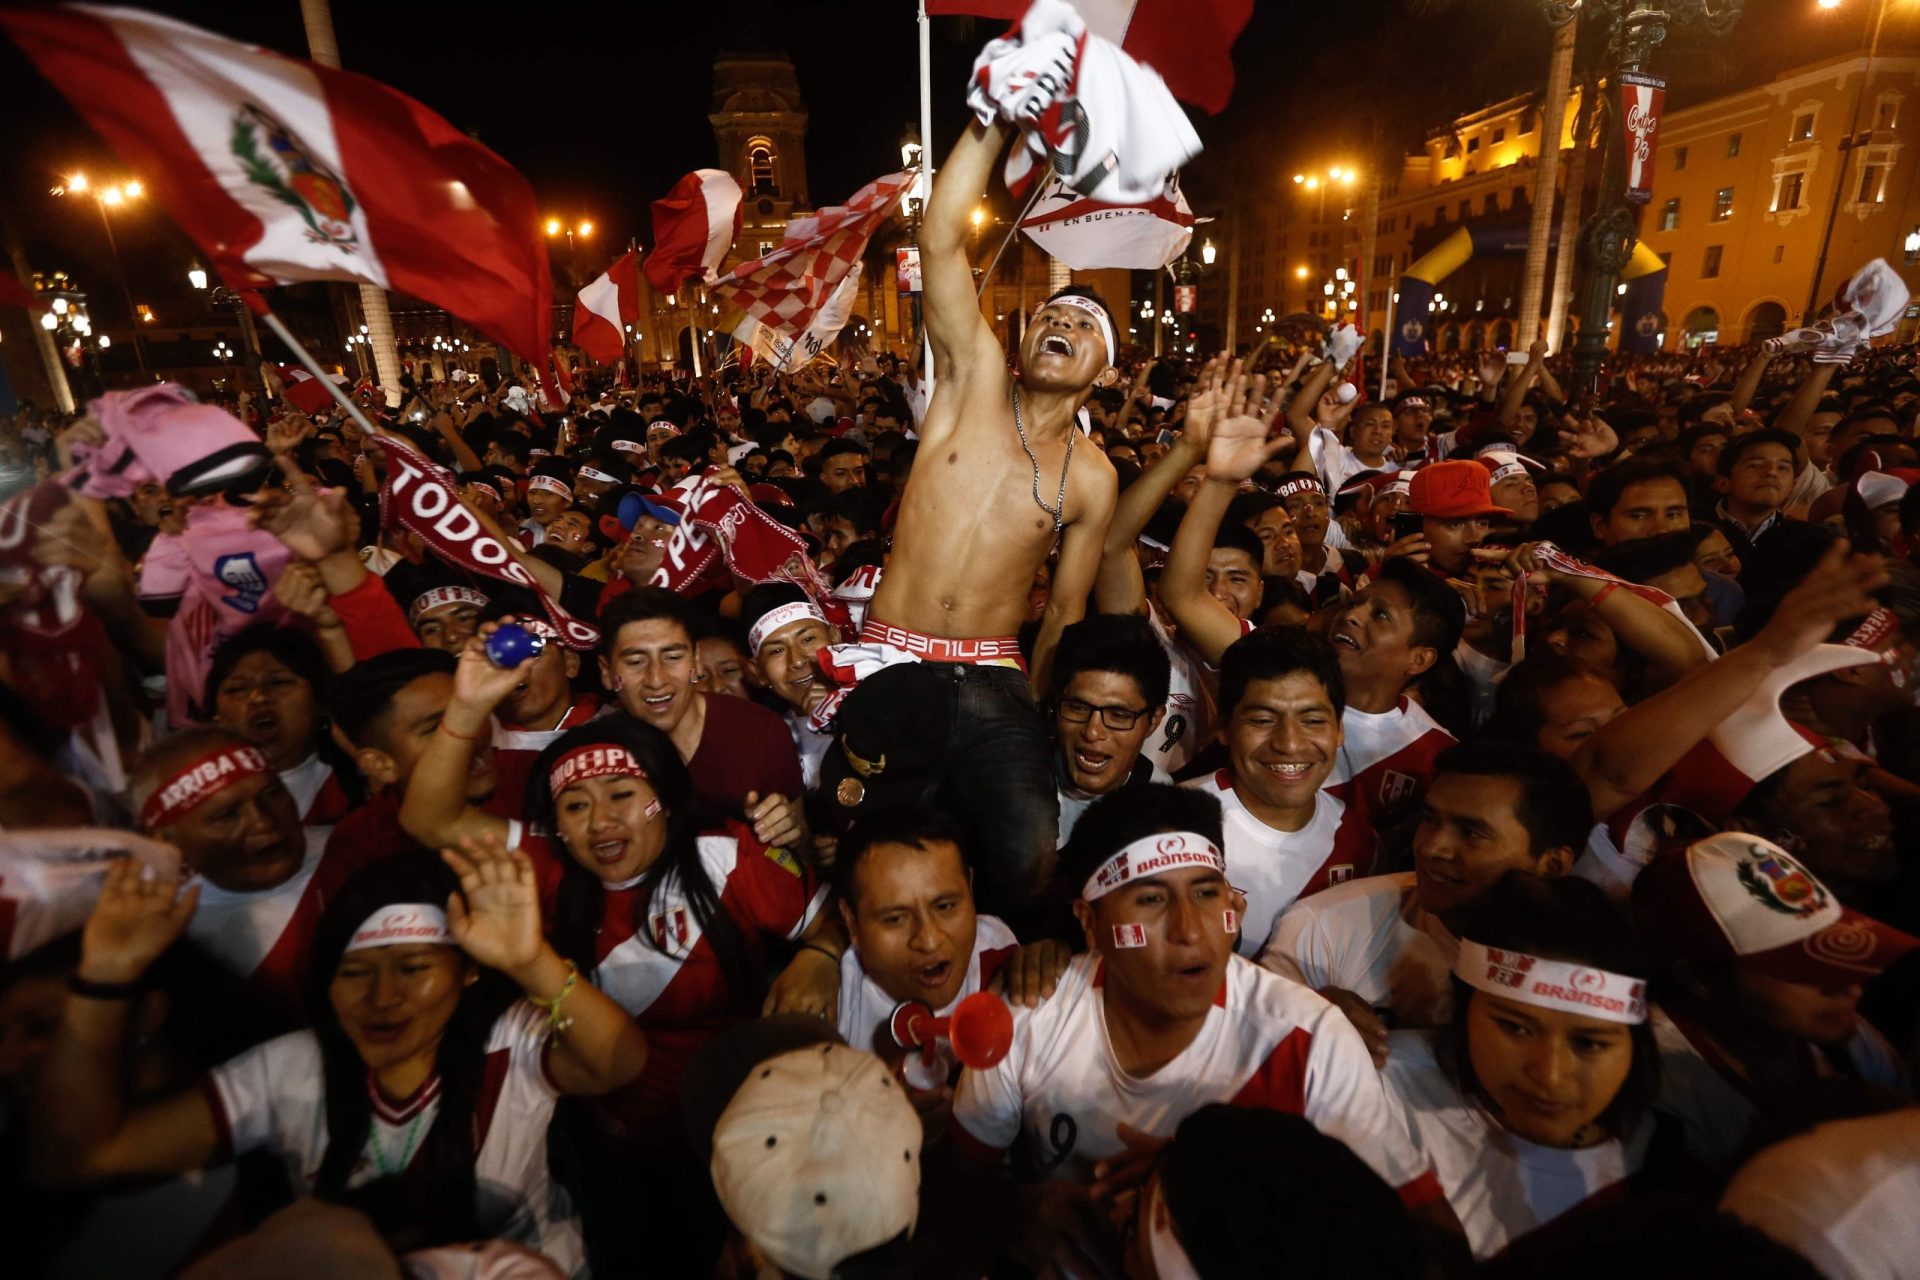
[3,108,1920,1280]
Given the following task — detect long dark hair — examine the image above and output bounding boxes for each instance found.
[201,623,366,805]
[525,718,754,1005]
[1442,873,1660,1141]
[305,854,510,1250]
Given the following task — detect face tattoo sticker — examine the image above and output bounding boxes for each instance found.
[1112,923,1148,948]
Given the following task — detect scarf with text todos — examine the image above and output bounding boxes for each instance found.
[710,173,910,347]
[573,251,639,366]
[1,5,552,366]
[649,475,849,631]
[931,0,1253,115]
[644,169,744,293]
[376,435,598,650]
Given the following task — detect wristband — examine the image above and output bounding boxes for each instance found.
[797,941,841,965]
[436,720,484,743]
[69,973,144,1000]
[1589,580,1624,608]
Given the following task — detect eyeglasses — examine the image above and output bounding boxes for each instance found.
[1056,698,1150,731]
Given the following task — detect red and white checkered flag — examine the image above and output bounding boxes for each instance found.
[710,172,909,342]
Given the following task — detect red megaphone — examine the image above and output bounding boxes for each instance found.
[888,990,1014,1070]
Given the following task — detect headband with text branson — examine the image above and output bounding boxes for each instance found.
[1082,831,1226,903]
[1453,940,1649,1025]
[376,434,599,650]
[346,904,453,953]
[1034,295,1115,366]
[140,744,270,829]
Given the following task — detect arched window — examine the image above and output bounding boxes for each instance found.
[746,138,778,197]
[1744,300,1787,344]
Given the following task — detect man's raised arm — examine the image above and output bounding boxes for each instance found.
[923,120,1011,383]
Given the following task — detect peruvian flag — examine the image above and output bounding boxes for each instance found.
[276,363,346,414]
[573,250,639,366]
[644,169,744,293]
[1,4,553,365]
[928,0,1253,114]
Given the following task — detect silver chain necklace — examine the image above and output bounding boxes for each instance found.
[1011,384,1075,533]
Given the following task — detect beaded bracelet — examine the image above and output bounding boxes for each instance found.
[530,960,578,1037]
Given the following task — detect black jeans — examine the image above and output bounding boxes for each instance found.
[924,661,1059,923]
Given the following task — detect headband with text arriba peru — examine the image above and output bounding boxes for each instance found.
[1453,940,1648,1024]
[140,745,271,829]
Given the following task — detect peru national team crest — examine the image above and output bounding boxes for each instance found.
[650,906,692,955]
[1378,770,1417,810]
[231,104,360,251]
[1735,844,1827,917]
[1327,864,1356,886]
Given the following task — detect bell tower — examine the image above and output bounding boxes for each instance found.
[708,51,809,270]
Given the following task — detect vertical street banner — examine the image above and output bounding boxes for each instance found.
[1174,284,1197,314]
[896,246,922,295]
[1620,72,1667,206]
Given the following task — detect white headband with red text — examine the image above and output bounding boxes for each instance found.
[1454,940,1648,1025]
[346,903,453,953]
[1083,831,1225,903]
[528,474,572,501]
[748,601,829,656]
[1035,295,1115,366]
[409,585,489,626]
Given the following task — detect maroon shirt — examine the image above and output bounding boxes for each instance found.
[688,691,803,817]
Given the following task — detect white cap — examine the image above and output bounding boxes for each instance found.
[711,1044,922,1279]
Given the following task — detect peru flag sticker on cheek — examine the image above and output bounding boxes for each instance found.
[1223,910,1238,935]
[1112,923,1148,949]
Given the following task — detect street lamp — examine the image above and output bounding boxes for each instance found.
[190,263,270,403]
[1905,227,1920,264]
[1201,240,1217,266]
[52,171,150,377]
[1561,0,1743,394]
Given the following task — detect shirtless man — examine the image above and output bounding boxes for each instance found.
[865,118,1119,916]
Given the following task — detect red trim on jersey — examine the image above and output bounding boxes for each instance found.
[303,771,354,826]
[950,1115,1010,1163]
[369,1070,442,1125]
[1395,1167,1446,1210]
[1228,1025,1312,1114]
[977,945,1019,992]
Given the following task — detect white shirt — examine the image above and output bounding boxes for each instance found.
[1382,1030,1650,1259]
[1057,759,1170,849]
[1186,771,1377,955]
[186,827,329,981]
[1258,871,1459,1029]
[208,1001,582,1276]
[1721,1110,1920,1280]
[952,953,1439,1204]
[1328,698,1456,830]
[277,753,334,825]
[786,708,833,793]
[837,915,1019,1072]
[1142,604,1219,776]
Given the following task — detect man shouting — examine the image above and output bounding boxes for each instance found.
[865,117,1118,918]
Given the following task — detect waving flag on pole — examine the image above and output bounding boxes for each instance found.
[644,169,744,293]
[1018,174,1195,269]
[711,173,907,352]
[927,0,1253,114]
[734,263,864,370]
[1,4,553,365]
[573,250,639,366]
[276,363,347,414]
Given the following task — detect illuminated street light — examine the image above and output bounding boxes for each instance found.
[544,217,562,236]
[1201,239,1217,266]
[52,169,149,375]
[1295,266,1308,279]
[40,311,57,331]
[187,265,208,291]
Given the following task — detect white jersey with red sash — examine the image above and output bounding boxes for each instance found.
[1383,1029,1652,1259]
[491,696,604,759]
[279,753,353,828]
[203,1001,582,1276]
[1327,697,1454,830]
[1258,871,1460,1029]
[1141,605,1254,777]
[950,952,1441,1207]
[837,915,1019,1062]
[186,827,343,1012]
[1186,771,1377,956]
[522,822,826,1143]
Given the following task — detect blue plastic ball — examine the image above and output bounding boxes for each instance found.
[485,622,546,668]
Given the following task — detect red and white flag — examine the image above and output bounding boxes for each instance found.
[644,169,743,293]
[711,173,908,350]
[573,250,639,366]
[2,4,553,365]
[276,363,346,414]
[928,0,1253,114]
[1018,174,1194,269]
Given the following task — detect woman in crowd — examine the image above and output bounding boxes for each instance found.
[205,624,361,826]
[26,843,647,1276]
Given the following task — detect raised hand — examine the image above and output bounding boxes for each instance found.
[441,833,544,978]
[272,561,341,630]
[451,624,536,714]
[251,463,356,561]
[1204,363,1289,484]
[1557,412,1618,460]
[1180,354,1230,450]
[80,857,200,985]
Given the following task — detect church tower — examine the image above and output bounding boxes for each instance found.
[708,51,809,271]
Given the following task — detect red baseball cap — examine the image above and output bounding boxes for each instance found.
[1407,460,1512,519]
[1632,833,1917,987]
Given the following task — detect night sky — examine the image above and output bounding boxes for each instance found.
[0,0,1894,320]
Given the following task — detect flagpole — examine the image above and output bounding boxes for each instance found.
[918,0,935,387]
[259,309,385,441]
[1378,288,1397,401]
